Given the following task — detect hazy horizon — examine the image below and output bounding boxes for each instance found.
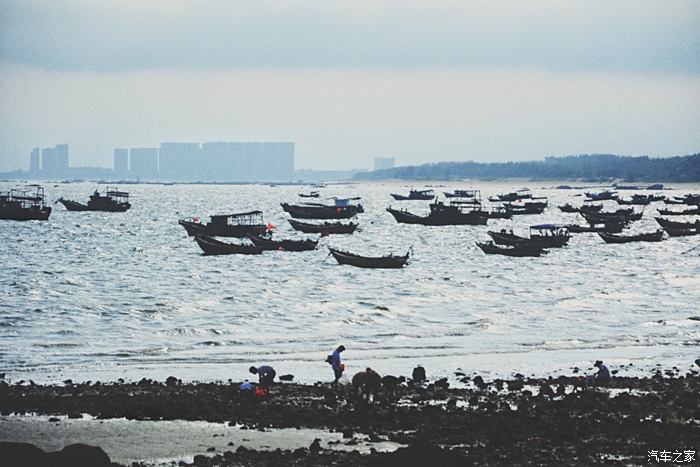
[1,0,699,172]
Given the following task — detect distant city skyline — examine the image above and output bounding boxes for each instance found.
[1,1,698,172]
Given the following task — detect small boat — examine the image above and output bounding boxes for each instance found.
[654,217,700,230]
[657,207,700,216]
[581,209,640,225]
[298,191,320,198]
[443,189,478,198]
[328,247,409,269]
[390,189,435,201]
[58,187,131,212]
[503,199,548,215]
[288,219,358,234]
[559,203,603,213]
[487,188,533,203]
[0,185,51,221]
[248,235,318,251]
[194,235,262,255]
[476,241,548,257]
[179,211,268,237]
[281,202,363,219]
[386,200,488,226]
[488,224,570,248]
[664,198,690,205]
[615,194,653,206]
[568,223,625,233]
[664,228,700,237]
[598,230,665,243]
[585,191,618,201]
[486,206,512,219]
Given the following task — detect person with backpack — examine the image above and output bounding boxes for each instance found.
[327,345,345,386]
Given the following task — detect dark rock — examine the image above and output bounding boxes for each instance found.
[0,442,48,466]
[473,376,487,390]
[206,446,215,452]
[411,366,426,382]
[342,429,354,438]
[165,376,178,387]
[48,443,112,467]
[48,417,60,422]
[193,454,209,466]
[309,438,322,453]
[279,374,294,381]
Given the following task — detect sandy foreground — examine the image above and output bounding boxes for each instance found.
[1,370,699,466]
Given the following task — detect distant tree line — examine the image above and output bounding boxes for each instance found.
[355,154,700,182]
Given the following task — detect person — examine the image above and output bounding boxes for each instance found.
[249,365,276,389]
[695,357,700,368]
[331,345,345,386]
[592,360,611,386]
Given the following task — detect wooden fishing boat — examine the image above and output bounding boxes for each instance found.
[558,203,579,213]
[288,219,358,234]
[0,185,51,221]
[657,207,700,216]
[487,189,533,202]
[598,230,665,243]
[585,190,618,201]
[390,189,435,201]
[616,194,653,206]
[58,187,131,212]
[443,189,478,199]
[488,224,570,248]
[179,211,268,237]
[664,228,700,237]
[298,191,320,198]
[328,247,409,269]
[654,217,700,230]
[503,199,548,215]
[386,200,488,226]
[568,222,625,233]
[476,241,548,257]
[194,235,262,255]
[248,235,318,251]
[281,202,363,219]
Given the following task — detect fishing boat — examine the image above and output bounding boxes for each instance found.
[248,235,318,251]
[657,207,700,216]
[503,199,548,215]
[581,209,640,225]
[179,211,268,237]
[487,188,533,203]
[58,187,131,212]
[558,203,603,213]
[615,194,654,206]
[298,191,320,198]
[476,241,548,257]
[598,230,665,243]
[486,206,512,219]
[194,235,262,255]
[328,247,409,269]
[281,202,363,219]
[0,185,51,221]
[386,200,489,226]
[443,189,478,199]
[663,227,700,237]
[568,222,626,233]
[487,224,570,248]
[390,189,435,201]
[288,219,359,234]
[654,217,700,230]
[585,190,618,201]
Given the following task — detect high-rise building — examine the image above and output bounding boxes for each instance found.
[159,142,200,181]
[113,148,129,177]
[30,147,40,174]
[374,157,395,171]
[41,144,69,174]
[199,141,294,181]
[129,148,159,180]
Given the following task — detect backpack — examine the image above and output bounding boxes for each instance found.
[325,355,333,365]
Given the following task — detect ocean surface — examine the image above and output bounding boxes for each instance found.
[1,181,699,384]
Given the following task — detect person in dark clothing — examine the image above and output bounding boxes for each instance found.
[331,345,345,386]
[249,365,276,388]
[593,360,611,386]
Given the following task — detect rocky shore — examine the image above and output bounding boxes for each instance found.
[1,370,699,466]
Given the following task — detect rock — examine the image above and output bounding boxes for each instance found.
[165,376,179,387]
[0,442,48,466]
[48,417,60,422]
[309,438,322,453]
[228,441,234,446]
[473,376,487,390]
[207,446,216,452]
[342,429,354,438]
[412,366,426,382]
[434,377,449,389]
[279,374,294,381]
[193,454,209,466]
[48,443,113,467]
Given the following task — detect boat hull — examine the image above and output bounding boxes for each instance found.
[194,235,262,255]
[598,230,665,243]
[386,207,488,226]
[476,241,547,257]
[0,206,51,221]
[249,236,318,251]
[179,220,267,238]
[328,248,408,269]
[281,203,361,219]
[288,219,358,234]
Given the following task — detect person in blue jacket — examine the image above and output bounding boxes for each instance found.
[249,365,276,389]
[331,345,345,386]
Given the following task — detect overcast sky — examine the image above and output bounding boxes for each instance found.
[1,0,699,171]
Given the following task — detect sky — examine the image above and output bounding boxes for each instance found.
[0,0,699,171]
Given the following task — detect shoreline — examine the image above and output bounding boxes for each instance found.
[1,370,698,466]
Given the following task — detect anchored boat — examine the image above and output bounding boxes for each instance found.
[179,211,268,238]
[0,185,51,221]
[58,187,131,212]
[328,247,409,269]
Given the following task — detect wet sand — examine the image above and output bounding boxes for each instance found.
[1,370,699,466]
